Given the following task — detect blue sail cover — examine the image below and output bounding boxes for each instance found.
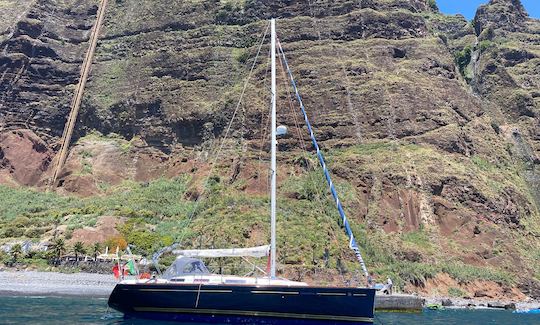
[278,41,369,277]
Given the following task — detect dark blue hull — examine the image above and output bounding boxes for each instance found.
[108,283,375,324]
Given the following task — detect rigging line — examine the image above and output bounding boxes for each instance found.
[276,48,345,267]
[276,43,351,279]
[277,38,369,277]
[256,48,272,192]
[277,49,343,250]
[277,49,335,244]
[152,21,271,266]
[277,52,307,153]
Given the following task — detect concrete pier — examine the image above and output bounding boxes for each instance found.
[375,294,425,312]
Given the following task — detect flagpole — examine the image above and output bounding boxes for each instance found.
[116,246,122,281]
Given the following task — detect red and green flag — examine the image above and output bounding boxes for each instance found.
[127,259,136,275]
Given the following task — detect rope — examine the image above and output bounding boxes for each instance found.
[277,39,369,277]
[276,52,344,271]
[195,283,203,308]
[277,55,307,153]
[152,21,271,267]
[253,45,272,194]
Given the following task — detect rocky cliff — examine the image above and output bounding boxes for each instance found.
[1,0,540,299]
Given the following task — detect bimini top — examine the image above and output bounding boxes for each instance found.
[163,256,210,279]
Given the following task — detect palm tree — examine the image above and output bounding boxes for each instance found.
[10,244,23,264]
[73,241,86,265]
[91,242,101,263]
[51,238,65,266]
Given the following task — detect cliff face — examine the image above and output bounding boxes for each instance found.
[1,0,540,298]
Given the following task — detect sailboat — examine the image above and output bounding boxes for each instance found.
[108,19,376,324]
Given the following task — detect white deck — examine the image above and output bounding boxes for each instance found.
[121,274,308,287]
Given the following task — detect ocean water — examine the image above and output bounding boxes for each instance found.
[0,296,538,325]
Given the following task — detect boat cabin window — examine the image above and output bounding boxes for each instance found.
[183,260,207,274]
[163,257,210,279]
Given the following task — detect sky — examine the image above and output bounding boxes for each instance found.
[437,0,540,20]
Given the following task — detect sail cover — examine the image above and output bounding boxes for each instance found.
[173,245,270,258]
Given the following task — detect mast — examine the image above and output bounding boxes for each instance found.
[270,18,277,278]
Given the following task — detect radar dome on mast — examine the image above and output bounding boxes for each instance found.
[276,125,288,136]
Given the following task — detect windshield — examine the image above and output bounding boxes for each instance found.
[163,257,210,279]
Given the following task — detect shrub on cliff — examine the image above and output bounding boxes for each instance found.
[428,0,439,11]
[455,45,472,79]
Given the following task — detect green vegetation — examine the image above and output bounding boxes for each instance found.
[118,218,166,255]
[402,230,434,252]
[441,261,514,285]
[51,238,66,266]
[478,40,495,53]
[0,176,192,232]
[232,48,250,64]
[454,45,472,79]
[73,241,86,263]
[448,287,466,298]
[0,186,74,221]
[471,155,495,172]
[214,2,248,25]
[373,260,514,290]
[0,141,533,289]
[91,243,101,261]
[428,0,438,11]
[81,161,93,175]
[375,261,438,289]
[10,244,23,264]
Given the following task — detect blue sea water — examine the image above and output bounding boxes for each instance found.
[0,296,539,325]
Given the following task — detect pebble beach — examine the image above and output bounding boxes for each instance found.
[0,271,118,297]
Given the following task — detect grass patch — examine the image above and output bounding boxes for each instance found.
[471,155,495,172]
[374,261,438,289]
[441,261,515,285]
[402,230,433,251]
[0,186,74,221]
[448,287,466,298]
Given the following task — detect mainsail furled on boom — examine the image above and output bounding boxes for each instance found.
[173,245,270,258]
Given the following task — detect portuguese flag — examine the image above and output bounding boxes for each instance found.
[113,260,137,278]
